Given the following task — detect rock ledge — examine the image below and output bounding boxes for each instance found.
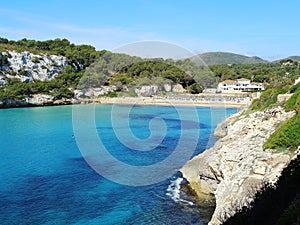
[181,106,297,225]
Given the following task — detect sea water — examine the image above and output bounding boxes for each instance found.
[0,104,237,225]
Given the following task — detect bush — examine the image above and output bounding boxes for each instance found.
[251,88,287,111]
[264,114,300,150]
[103,91,118,97]
[285,83,300,113]
[285,91,300,113]
[189,83,203,94]
[52,87,74,100]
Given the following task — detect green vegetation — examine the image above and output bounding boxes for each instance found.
[210,61,299,86]
[0,37,100,100]
[0,37,299,103]
[77,52,216,93]
[188,83,203,94]
[264,115,300,150]
[284,83,300,113]
[273,56,300,63]
[262,83,300,151]
[195,52,267,65]
[103,91,118,98]
[0,37,103,69]
[250,88,288,111]
[0,71,83,100]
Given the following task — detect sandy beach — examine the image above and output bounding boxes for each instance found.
[77,96,252,108]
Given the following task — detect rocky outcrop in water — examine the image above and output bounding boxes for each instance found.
[0,94,73,108]
[181,106,298,225]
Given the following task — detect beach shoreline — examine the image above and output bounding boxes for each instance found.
[0,94,252,109]
[89,96,250,108]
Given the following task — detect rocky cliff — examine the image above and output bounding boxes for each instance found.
[134,83,186,97]
[181,106,298,225]
[0,50,68,84]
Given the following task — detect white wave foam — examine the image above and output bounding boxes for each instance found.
[166,177,194,206]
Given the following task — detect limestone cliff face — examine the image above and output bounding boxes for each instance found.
[0,51,68,84]
[181,106,297,225]
[134,83,186,97]
[74,86,117,98]
[0,94,74,108]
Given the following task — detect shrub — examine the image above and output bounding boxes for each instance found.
[264,114,300,150]
[103,91,118,97]
[285,91,300,113]
[189,83,203,94]
[285,83,300,113]
[251,88,288,111]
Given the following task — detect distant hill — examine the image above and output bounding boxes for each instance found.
[287,56,300,62]
[273,56,300,63]
[192,52,268,65]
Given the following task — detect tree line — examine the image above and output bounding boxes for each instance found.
[0,37,299,100]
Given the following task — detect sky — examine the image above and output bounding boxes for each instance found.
[1,0,300,60]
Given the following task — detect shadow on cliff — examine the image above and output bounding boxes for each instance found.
[223,154,300,225]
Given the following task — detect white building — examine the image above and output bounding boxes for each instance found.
[217,78,264,93]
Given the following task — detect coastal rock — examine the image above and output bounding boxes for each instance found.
[0,77,7,86]
[277,93,293,104]
[135,85,159,97]
[26,94,54,105]
[134,83,186,96]
[163,83,172,92]
[213,122,228,137]
[214,111,244,137]
[74,86,117,98]
[1,50,68,83]
[181,106,297,225]
[172,83,186,93]
[0,94,57,107]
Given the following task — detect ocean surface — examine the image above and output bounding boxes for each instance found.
[0,104,237,225]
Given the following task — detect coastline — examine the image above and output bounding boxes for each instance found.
[0,96,251,109]
[96,96,250,108]
[180,106,298,225]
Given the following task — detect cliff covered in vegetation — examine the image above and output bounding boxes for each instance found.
[1,37,299,108]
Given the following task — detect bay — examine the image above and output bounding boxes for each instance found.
[0,104,237,225]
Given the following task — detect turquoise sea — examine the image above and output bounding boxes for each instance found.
[0,104,237,225]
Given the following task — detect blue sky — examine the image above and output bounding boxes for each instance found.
[1,0,300,60]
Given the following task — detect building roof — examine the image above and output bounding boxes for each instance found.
[222,80,237,84]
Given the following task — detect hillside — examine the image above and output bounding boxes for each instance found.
[0,37,299,107]
[0,37,215,106]
[194,52,268,65]
[286,56,300,62]
[273,55,300,63]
